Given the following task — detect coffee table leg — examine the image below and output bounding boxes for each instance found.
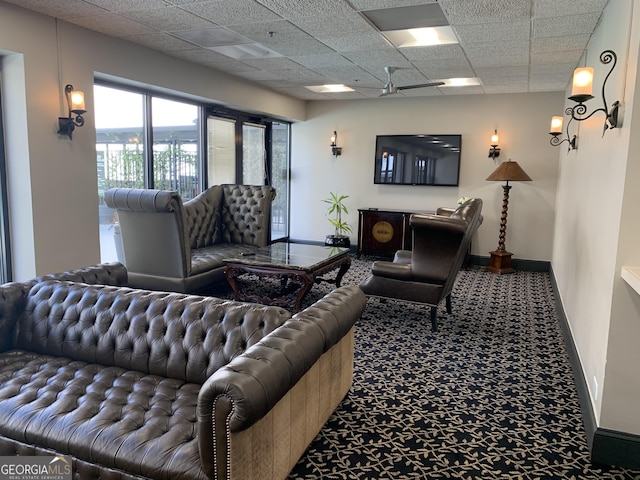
[292,272,314,311]
[335,257,352,287]
[224,265,242,301]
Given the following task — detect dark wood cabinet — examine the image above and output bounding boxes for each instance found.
[357,209,414,257]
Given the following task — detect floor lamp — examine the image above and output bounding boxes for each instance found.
[485,160,532,274]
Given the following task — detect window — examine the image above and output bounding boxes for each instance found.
[95,84,202,262]
[0,76,11,282]
[152,97,199,198]
[96,83,290,263]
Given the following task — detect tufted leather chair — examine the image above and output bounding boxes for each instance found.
[359,198,483,331]
[105,184,276,294]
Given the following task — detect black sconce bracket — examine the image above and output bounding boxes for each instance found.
[58,84,86,140]
[569,50,620,135]
[550,106,578,152]
[488,146,500,159]
[330,130,342,156]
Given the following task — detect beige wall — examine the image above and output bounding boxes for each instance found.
[0,2,304,280]
[552,0,640,434]
[290,93,563,261]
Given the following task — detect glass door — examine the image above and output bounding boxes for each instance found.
[206,113,289,242]
[207,116,236,185]
[242,122,267,185]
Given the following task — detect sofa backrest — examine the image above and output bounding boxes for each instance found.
[410,198,483,286]
[220,184,276,247]
[104,188,190,277]
[184,185,224,248]
[13,281,292,384]
[0,263,129,353]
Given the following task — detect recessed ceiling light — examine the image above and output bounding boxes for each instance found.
[383,26,459,48]
[305,84,355,93]
[209,44,281,60]
[433,78,482,87]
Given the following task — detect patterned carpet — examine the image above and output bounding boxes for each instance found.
[272,256,640,480]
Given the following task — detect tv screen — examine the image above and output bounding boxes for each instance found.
[374,134,461,186]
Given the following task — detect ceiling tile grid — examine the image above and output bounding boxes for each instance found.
[3,0,610,100]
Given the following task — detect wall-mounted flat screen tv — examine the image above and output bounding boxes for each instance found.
[374,134,461,186]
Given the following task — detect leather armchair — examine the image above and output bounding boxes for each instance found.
[104,184,276,293]
[359,198,483,331]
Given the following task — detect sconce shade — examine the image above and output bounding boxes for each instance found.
[58,84,87,140]
[550,116,563,134]
[571,67,594,99]
[486,160,532,183]
[70,90,86,113]
[488,129,500,159]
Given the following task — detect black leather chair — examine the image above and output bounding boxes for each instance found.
[359,198,483,331]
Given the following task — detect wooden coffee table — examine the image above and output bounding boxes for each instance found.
[223,243,351,311]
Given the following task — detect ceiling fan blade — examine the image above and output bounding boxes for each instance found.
[397,81,445,91]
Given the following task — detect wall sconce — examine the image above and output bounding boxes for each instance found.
[488,130,500,159]
[549,109,577,152]
[57,84,86,140]
[330,131,342,156]
[568,50,620,135]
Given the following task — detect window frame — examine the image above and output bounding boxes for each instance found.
[0,75,12,282]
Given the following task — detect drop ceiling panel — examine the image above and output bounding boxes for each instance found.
[124,32,201,51]
[316,32,391,53]
[533,12,603,38]
[179,0,282,25]
[453,21,530,44]
[255,0,355,19]
[121,7,216,31]
[8,0,610,100]
[4,0,108,18]
[67,13,156,37]
[289,12,374,36]
[533,0,608,18]
[439,0,531,25]
[84,0,171,13]
[399,43,467,61]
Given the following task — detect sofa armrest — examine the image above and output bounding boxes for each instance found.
[104,188,190,278]
[0,283,30,352]
[436,207,456,217]
[196,286,366,475]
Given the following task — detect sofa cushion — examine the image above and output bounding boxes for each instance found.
[190,243,259,276]
[13,281,292,384]
[0,351,207,480]
[184,186,223,248]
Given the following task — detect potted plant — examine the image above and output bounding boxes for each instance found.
[323,192,352,248]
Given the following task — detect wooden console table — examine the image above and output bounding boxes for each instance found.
[357,208,432,257]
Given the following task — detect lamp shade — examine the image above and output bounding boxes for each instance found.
[571,67,594,97]
[486,160,532,182]
[550,116,563,134]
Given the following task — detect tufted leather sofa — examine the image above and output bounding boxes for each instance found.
[0,263,367,480]
[105,184,276,294]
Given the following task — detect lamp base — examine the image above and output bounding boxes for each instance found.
[485,250,515,275]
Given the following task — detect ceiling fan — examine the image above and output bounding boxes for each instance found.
[379,66,444,96]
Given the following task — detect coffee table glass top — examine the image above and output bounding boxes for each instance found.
[223,243,349,271]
